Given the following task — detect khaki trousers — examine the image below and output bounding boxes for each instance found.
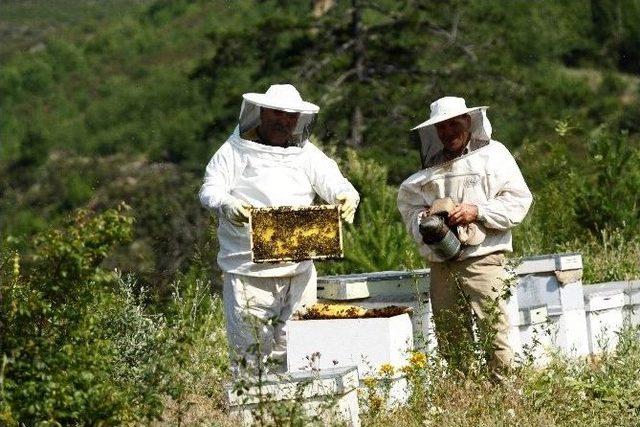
[429,252,513,373]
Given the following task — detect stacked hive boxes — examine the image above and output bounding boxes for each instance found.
[315,270,433,351]
[276,254,640,422]
[286,312,413,405]
[510,253,590,363]
[286,270,432,405]
[583,282,626,353]
[309,254,598,367]
[625,281,640,326]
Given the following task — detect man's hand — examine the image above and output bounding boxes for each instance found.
[221,197,251,226]
[336,192,359,224]
[448,203,478,226]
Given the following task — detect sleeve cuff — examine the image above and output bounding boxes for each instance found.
[476,204,486,223]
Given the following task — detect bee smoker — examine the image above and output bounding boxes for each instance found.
[419,212,462,260]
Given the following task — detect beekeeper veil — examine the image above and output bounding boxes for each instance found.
[410,96,492,169]
[239,84,319,147]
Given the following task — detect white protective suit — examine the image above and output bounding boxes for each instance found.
[397,107,532,262]
[199,121,359,369]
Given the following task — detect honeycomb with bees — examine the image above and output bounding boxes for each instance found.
[250,205,343,263]
[296,303,413,320]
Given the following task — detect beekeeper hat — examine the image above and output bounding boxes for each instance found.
[409,96,493,169]
[239,84,319,147]
[242,84,320,114]
[411,96,488,130]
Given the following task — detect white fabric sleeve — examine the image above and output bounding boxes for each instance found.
[476,145,532,230]
[305,142,359,204]
[397,183,427,246]
[198,142,238,211]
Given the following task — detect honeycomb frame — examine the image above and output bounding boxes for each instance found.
[249,205,343,263]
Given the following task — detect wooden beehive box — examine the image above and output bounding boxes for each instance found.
[250,205,343,263]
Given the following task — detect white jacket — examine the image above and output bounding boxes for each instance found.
[200,127,359,277]
[397,140,532,262]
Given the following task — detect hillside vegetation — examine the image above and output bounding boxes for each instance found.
[1,0,640,424]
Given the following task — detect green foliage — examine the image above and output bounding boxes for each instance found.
[591,0,640,73]
[522,324,640,426]
[359,325,640,426]
[512,134,583,255]
[513,125,640,283]
[560,229,640,284]
[165,275,229,391]
[0,204,156,424]
[20,57,54,94]
[20,203,132,302]
[319,149,423,275]
[158,277,229,424]
[2,0,640,285]
[575,128,640,234]
[0,204,229,425]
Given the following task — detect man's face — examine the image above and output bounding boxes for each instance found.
[435,114,471,152]
[259,107,300,146]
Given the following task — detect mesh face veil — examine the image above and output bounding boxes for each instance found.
[410,108,492,168]
[239,84,320,147]
[238,101,317,148]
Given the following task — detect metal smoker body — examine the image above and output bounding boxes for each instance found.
[419,213,461,260]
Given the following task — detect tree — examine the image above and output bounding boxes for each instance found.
[591,0,640,73]
[296,0,479,148]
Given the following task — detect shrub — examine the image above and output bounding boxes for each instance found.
[574,128,640,236]
[0,203,166,424]
[560,228,640,284]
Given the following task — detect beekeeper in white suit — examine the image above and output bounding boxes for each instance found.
[397,96,532,377]
[199,84,359,373]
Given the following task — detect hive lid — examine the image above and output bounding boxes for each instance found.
[583,283,626,311]
[515,253,582,275]
[318,269,430,284]
[585,280,640,305]
[317,269,431,300]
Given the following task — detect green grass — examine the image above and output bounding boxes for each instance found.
[154,323,640,426]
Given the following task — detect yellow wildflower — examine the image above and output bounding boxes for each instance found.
[409,351,427,369]
[362,376,377,389]
[379,363,395,377]
[400,365,413,375]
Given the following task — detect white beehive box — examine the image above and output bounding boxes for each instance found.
[515,252,583,275]
[286,314,413,376]
[312,253,593,366]
[317,269,430,300]
[286,314,413,407]
[226,366,360,427]
[510,253,590,362]
[318,294,437,354]
[625,280,640,327]
[583,283,626,353]
[317,270,432,353]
